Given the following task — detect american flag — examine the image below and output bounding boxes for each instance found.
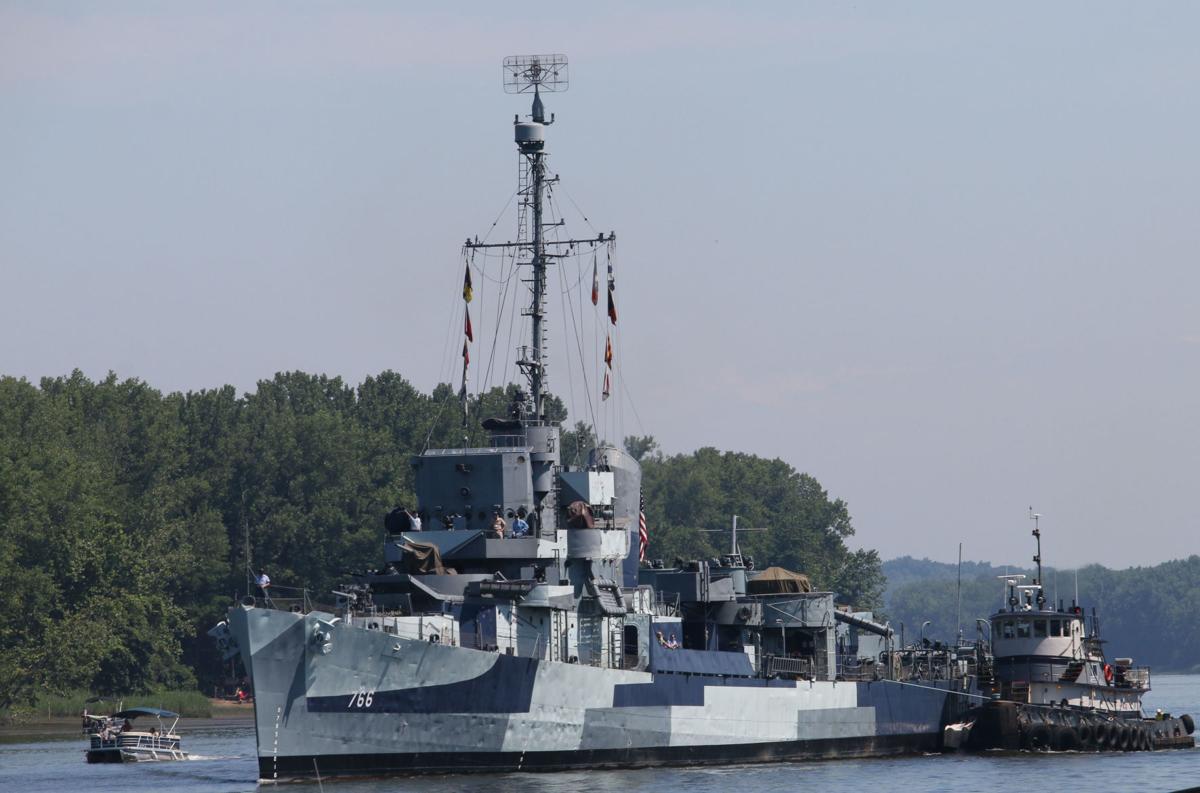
[638,494,648,562]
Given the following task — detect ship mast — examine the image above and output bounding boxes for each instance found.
[523,79,550,421]
[466,54,614,426]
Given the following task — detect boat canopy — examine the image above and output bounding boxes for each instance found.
[112,707,179,719]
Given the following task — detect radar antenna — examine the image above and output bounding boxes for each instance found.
[503,55,569,94]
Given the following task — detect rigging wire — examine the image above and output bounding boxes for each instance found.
[435,249,468,395]
[546,191,601,446]
[435,187,517,406]
[477,188,519,245]
[430,159,627,446]
[554,213,599,452]
[420,382,459,453]
[558,180,601,235]
[502,245,523,389]
[555,253,580,459]
[481,245,518,395]
[614,357,647,439]
[609,241,625,442]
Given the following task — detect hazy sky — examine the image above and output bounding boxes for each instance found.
[3,2,1197,568]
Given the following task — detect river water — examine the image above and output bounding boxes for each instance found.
[4,675,1198,793]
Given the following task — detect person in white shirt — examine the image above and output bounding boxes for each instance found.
[256,569,272,605]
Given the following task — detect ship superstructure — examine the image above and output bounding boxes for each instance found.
[211,55,986,782]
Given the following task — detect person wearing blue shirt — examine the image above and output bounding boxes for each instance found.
[512,514,530,537]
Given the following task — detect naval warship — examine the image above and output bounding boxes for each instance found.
[210,55,985,781]
[950,515,1195,753]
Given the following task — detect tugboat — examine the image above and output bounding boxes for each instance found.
[954,514,1195,752]
[209,54,984,782]
[82,706,189,763]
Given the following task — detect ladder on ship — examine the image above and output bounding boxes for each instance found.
[1060,660,1085,683]
[608,619,623,670]
[579,614,602,666]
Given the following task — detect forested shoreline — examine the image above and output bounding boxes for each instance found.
[0,369,881,711]
[3,369,1191,715]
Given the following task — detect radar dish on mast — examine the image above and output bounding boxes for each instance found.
[503,54,569,94]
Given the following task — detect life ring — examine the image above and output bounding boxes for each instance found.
[1103,663,1114,683]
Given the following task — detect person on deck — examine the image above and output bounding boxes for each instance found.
[406,509,422,532]
[490,512,507,539]
[511,512,530,537]
[256,568,273,606]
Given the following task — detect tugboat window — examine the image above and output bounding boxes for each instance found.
[1050,619,1062,637]
[1001,620,1015,639]
[1033,620,1047,638]
[1016,619,1031,639]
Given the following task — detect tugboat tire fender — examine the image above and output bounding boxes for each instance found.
[1054,725,1080,751]
[1077,723,1094,748]
[1182,713,1195,735]
[1025,723,1052,751]
[1094,722,1110,748]
[1117,724,1133,751]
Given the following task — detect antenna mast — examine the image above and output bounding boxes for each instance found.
[1028,507,1046,609]
[1029,507,1042,586]
[464,56,614,426]
[701,515,767,559]
[956,542,963,644]
[505,55,566,421]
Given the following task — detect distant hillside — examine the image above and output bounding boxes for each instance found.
[881,555,1200,673]
[881,556,1008,608]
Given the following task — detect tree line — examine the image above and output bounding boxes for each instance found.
[0,370,882,708]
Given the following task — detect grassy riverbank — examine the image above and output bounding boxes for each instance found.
[0,696,252,742]
[1,689,214,724]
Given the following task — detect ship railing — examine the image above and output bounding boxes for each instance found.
[487,433,529,448]
[252,584,313,614]
[653,591,681,617]
[117,733,180,749]
[884,648,966,682]
[1117,666,1150,689]
[835,655,883,681]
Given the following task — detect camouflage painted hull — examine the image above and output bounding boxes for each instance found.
[229,605,972,781]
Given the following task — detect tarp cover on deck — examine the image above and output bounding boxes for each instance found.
[399,538,450,575]
[746,566,812,595]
